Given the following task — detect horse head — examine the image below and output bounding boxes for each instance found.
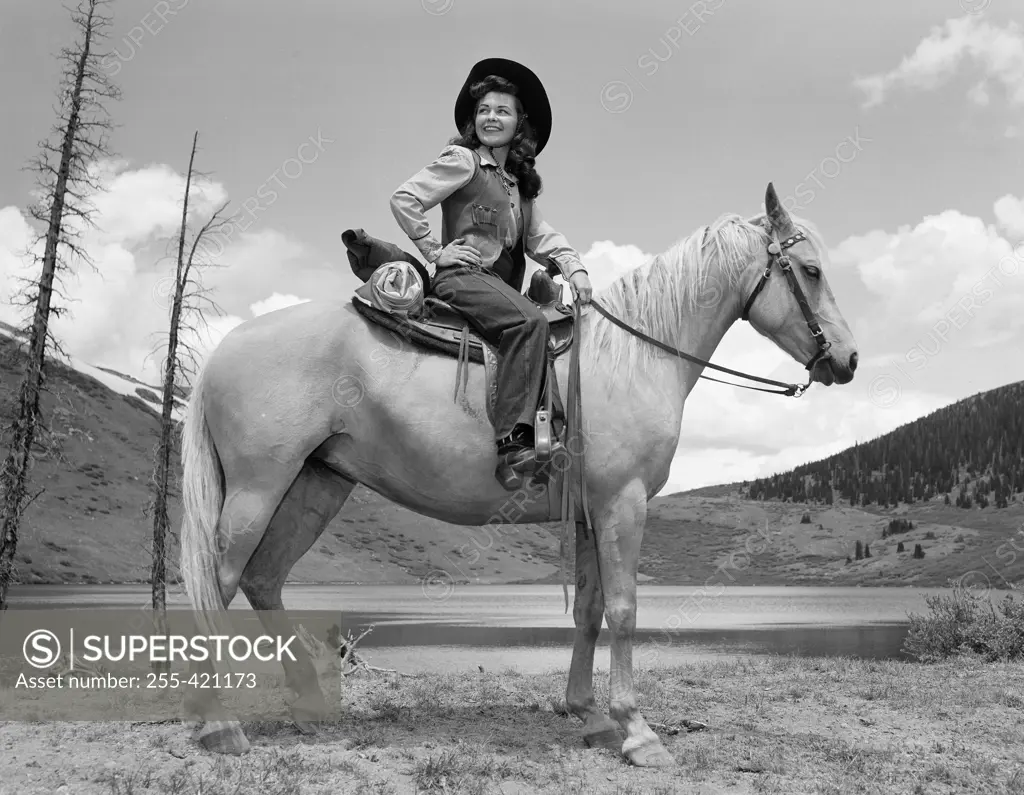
[741,182,859,387]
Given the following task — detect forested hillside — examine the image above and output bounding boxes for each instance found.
[745,381,1024,510]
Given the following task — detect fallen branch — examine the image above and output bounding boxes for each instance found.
[648,719,708,735]
[338,626,417,678]
[297,622,417,679]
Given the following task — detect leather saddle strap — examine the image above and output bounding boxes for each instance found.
[574,304,592,567]
[540,346,555,457]
[559,300,590,613]
[543,348,557,536]
[453,324,470,402]
[576,316,591,528]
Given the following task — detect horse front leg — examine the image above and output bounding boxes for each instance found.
[565,518,623,750]
[596,480,675,767]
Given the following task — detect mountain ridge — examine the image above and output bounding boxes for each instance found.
[744,380,1024,511]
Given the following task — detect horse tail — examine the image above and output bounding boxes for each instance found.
[178,361,226,622]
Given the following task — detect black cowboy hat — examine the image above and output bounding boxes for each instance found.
[454,57,552,155]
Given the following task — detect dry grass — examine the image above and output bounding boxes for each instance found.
[2,655,1023,794]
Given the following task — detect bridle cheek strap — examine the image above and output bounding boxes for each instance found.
[585,227,831,399]
[741,230,832,371]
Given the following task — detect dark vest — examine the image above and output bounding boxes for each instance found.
[439,147,533,292]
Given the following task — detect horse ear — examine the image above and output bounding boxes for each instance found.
[764,182,794,232]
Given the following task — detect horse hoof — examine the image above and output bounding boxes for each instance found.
[583,719,624,752]
[291,695,328,734]
[624,738,675,768]
[197,721,250,755]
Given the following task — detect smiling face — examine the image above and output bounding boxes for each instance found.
[474,91,519,148]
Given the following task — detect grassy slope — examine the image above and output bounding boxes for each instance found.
[4,331,1024,590]
[638,490,1024,589]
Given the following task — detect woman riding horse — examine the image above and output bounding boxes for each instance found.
[390,57,593,489]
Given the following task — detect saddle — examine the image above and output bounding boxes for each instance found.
[344,229,576,365]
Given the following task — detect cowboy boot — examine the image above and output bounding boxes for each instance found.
[494,424,566,491]
[495,425,535,491]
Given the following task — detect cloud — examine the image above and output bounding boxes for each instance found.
[967,81,990,106]
[0,206,36,318]
[528,238,652,304]
[829,198,1024,359]
[191,228,353,324]
[854,16,1024,110]
[994,194,1024,239]
[580,240,651,291]
[250,293,311,317]
[87,160,228,248]
[0,160,344,385]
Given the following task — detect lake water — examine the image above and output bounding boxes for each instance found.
[5,584,943,673]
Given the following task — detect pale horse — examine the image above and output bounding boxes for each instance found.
[176,184,858,767]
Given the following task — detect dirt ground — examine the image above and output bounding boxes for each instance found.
[2,655,1023,795]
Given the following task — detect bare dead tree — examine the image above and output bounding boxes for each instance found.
[148,131,229,647]
[0,0,120,609]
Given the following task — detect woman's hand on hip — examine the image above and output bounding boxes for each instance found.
[435,238,482,269]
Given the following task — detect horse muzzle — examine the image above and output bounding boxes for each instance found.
[810,348,857,386]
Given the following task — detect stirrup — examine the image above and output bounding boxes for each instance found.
[535,409,553,463]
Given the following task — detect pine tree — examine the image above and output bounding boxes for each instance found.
[0,0,120,608]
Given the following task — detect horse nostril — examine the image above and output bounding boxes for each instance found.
[849,351,858,372]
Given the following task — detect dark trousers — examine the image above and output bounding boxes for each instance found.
[431,265,557,440]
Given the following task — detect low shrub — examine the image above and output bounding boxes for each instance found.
[903,583,1024,662]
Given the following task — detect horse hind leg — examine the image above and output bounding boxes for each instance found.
[238,458,356,735]
[184,462,305,755]
[565,520,623,751]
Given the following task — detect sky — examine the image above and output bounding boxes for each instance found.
[1,0,1024,495]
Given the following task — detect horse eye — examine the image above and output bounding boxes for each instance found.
[804,265,821,280]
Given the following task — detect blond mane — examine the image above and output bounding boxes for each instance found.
[584,212,829,378]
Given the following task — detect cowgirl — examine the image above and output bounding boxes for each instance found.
[390,58,593,489]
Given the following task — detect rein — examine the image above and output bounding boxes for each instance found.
[586,229,831,399]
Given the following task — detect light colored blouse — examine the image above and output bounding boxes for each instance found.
[390,145,587,282]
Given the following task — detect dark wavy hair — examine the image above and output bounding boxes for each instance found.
[449,75,543,201]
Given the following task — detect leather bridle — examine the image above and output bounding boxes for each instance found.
[587,226,833,398]
[741,228,833,373]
